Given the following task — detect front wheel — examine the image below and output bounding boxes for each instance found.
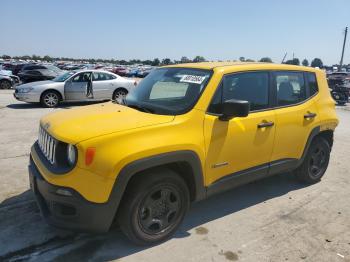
[41,91,60,108]
[112,89,128,103]
[0,80,12,89]
[117,168,190,245]
[293,136,330,184]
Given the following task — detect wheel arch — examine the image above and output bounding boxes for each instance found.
[40,89,63,101]
[297,126,334,167]
[112,87,128,99]
[106,150,206,228]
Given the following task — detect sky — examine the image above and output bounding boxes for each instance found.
[1,0,350,65]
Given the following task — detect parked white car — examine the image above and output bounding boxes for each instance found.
[14,70,137,107]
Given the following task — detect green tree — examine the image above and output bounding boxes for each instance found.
[285,58,300,65]
[31,54,41,61]
[302,59,309,66]
[245,59,255,62]
[162,58,172,65]
[142,60,153,65]
[239,56,245,62]
[259,57,273,63]
[43,55,53,62]
[151,58,160,66]
[193,56,206,63]
[2,54,11,59]
[311,58,323,68]
[180,56,191,63]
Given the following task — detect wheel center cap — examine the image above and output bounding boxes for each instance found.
[152,200,169,217]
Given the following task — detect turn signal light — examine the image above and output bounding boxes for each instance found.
[85,147,96,166]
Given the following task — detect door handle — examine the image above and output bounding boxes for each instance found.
[257,121,274,128]
[304,112,317,119]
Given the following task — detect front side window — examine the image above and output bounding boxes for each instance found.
[72,72,91,82]
[125,68,212,115]
[53,71,75,82]
[275,72,306,106]
[208,71,269,114]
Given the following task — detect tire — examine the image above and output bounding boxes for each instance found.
[117,168,190,245]
[112,88,128,103]
[0,80,12,89]
[293,136,330,184]
[40,91,60,108]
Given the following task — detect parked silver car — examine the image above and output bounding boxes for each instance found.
[14,70,137,107]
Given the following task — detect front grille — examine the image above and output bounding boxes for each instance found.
[38,126,57,164]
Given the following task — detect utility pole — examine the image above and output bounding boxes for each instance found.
[281,52,287,63]
[339,27,348,70]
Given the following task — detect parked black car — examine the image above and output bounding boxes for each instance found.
[18,65,63,83]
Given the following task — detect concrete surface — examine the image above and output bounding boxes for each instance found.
[0,89,350,262]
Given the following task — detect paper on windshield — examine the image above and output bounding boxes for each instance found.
[179,75,206,85]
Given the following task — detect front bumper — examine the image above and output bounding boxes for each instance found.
[14,91,39,102]
[29,157,117,233]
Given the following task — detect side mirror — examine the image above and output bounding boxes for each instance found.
[219,99,250,121]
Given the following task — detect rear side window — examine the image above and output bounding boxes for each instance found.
[208,71,269,113]
[306,72,318,97]
[274,72,306,106]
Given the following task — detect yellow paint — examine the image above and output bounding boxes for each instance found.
[31,62,338,203]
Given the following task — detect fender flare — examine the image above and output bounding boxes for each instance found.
[106,150,206,226]
[296,126,320,167]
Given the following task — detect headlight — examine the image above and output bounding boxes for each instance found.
[17,87,33,93]
[67,144,77,166]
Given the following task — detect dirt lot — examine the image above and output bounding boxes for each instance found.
[0,89,350,262]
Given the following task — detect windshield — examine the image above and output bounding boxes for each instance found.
[53,71,75,82]
[125,67,212,115]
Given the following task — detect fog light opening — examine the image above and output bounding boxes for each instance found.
[56,188,73,197]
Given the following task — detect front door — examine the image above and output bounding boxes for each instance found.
[64,72,92,100]
[204,71,276,185]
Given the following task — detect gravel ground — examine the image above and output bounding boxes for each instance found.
[0,89,350,262]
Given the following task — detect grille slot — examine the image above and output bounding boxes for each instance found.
[38,126,57,164]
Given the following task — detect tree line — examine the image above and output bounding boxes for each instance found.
[0,54,330,68]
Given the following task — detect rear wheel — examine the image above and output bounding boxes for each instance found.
[41,91,60,108]
[293,136,330,184]
[118,168,190,245]
[0,80,12,89]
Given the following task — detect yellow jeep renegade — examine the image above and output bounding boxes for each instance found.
[29,62,338,245]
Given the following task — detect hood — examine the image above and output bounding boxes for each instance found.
[40,102,175,143]
[17,80,55,88]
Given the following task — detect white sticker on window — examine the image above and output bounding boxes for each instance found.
[179,75,206,84]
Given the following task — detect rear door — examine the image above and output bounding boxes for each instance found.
[271,71,320,163]
[92,72,116,99]
[64,72,91,100]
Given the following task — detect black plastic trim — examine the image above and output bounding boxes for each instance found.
[33,142,74,174]
[109,150,206,204]
[29,157,117,233]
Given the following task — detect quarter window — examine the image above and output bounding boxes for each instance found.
[208,71,269,114]
[275,72,306,106]
[306,72,318,97]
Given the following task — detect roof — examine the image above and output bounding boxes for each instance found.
[165,62,320,73]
